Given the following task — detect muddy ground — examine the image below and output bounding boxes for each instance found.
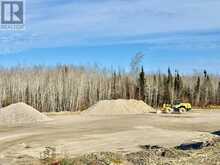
[0,109,220,165]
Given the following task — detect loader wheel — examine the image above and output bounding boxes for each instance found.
[179,108,186,113]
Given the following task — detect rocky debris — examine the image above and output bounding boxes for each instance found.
[10,140,220,165]
[68,152,126,165]
[140,145,163,150]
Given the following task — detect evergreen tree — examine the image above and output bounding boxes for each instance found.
[174,70,182,99]
[25,85,30,105]
[139,66,145,101]
[200,71,213,107]
[204,70,208,78]
[151,75,157,106]
[168,68,174,103]
[111,72,117,99]
[168,68,173,85]
[163,75,171,104]
[193,77,200,106]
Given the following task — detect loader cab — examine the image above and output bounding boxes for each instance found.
[173,99,182,106]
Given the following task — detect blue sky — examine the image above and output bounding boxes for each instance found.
[0,0,220,73]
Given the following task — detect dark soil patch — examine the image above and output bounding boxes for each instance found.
[175,138,219,151]
[212,131,220,136]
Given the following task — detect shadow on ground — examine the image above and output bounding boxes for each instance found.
[212,131,220,136]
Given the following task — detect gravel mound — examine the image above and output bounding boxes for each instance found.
[83,99,155,115]
[0,102,50,126]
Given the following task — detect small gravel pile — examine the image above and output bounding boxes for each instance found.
[0,102,50,126]
[83,99,155,115]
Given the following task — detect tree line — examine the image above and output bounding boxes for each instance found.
[0,61,219,112]
[137,67,220,108]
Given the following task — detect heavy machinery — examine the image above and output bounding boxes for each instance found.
[162,99,192,114]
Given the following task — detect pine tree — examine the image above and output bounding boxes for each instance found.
[193,77,200,106]
[174,70,182,99]
[199,71,213,107]
[163,76,171,104]
[139,66,145,101]
[151,75,157,106]
[204,70,207,78]
[168,68,173,85]
[162,68,173,104]
[111,72,117,99]
[167,68,174,103]
[25,85,30,105]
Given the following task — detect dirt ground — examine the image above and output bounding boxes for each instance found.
[0,109,220,165]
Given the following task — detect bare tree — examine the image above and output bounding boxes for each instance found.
[130,52,144,77]
[0,65,219,112]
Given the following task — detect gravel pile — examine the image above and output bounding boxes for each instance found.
[83,99,155,115]
[0,102,50,126]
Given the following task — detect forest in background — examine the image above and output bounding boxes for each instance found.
[0,54,220,112]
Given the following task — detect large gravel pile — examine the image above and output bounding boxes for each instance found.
[0,102,50,126]
[83,99,155,115]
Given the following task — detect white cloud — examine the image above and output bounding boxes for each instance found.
[1,0,220,54]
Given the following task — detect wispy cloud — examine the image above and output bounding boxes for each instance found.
[1,0,220,54]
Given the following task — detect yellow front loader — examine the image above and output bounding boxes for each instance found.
[162,100,192,114]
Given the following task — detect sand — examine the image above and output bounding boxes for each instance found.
[0,102,50,126]
[0,109,220,164]
[82,99,155,115]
